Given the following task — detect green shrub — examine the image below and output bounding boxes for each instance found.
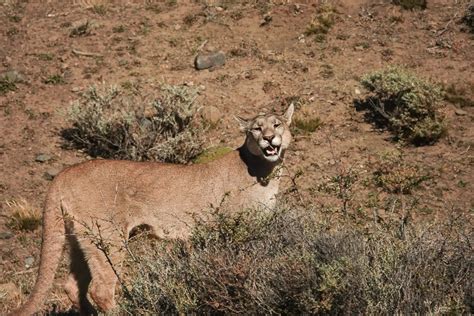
[64,84,204,163]
[43,74,65,85]
[292,117,322,135]
[0,77,16,95]
[193,146,233,164]
[359,67,446,145]
[121,207,472,315]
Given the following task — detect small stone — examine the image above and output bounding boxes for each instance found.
[71,87,81,92]
[35,153,52,163]
[200,106,222,125]
[48,35,59,43]
[25,256,35,268]
[0,283,21,301]
[0,231,13,239]
[455,109,467,116]
[195,51,226,70]
[355,88,361,95]
[205,45,216,52]
[43,168,61,181]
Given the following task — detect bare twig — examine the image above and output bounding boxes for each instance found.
[72,48,103,58]
[437,12,459,36]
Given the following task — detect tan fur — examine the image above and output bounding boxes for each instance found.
[12,105,294,315]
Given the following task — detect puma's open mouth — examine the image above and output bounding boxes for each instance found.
[263,145,281,157]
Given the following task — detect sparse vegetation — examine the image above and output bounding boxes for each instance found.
[0,76,16,95]
[36,53,54,61]
[317,167,359,213]
[43,74,65,85]
[90,4,107,15]
[371,150,430,194]
[292,117,322,135]
[112,25,125,33]
[305,4,337,42]
[121,206,472,315]
[64,84,204,163]
[193,146,233,164]
[5,198,41,231]
[444,83,474,108]
[359,67,446,145]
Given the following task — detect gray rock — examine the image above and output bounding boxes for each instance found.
[35,153,52,163]
[0,231,13,239]
[195,51,226,70]
[0,70,25,83]
[455,109,468,116]
[44,168,61,181]
[25,256,34,268]
[200,106,222,125]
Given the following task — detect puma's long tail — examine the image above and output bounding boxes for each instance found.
[11,183,66,316]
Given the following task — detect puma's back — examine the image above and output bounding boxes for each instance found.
[12,104,294,315]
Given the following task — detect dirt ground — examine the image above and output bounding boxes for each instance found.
[0,0,472,314]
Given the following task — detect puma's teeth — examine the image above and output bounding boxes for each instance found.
[264,146,279,156]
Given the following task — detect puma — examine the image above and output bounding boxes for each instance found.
[12,104,294,315]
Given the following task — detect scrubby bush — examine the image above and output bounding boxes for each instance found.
[121,207,472,315]
[64,84,204,163]
[359,67,446,145]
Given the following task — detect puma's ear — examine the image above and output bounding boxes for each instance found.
[283,103,295,125]
[234,115,250,132]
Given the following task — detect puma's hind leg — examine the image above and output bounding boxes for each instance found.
[75,225,126,312]
[88,245,125,311]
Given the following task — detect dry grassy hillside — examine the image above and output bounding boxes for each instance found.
[0,0,472,314]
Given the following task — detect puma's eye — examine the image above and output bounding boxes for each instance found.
[274,123,281,128]
[252,127,262,132]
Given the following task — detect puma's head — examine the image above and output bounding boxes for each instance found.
[237,104,294,163]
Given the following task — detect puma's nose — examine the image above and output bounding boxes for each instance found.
[263,134,274,142]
